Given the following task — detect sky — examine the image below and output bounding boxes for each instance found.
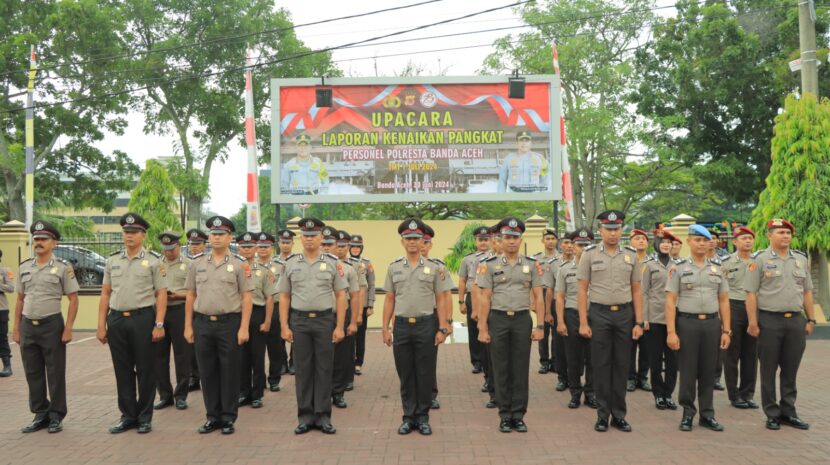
[95,0,528,217]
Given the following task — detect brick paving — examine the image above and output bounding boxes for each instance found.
[1,332,829,465]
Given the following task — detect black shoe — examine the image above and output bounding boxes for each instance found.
[512,419,528,433]
[431,399,440,409]
[610,417,632,432]
[638,381,652,392]
[251,399,263,409]
[568,395,581,409]
[731,399,750,409]
[188,380,200,392]
[294,423,312,434]
[665,398,678,410]
[154,399,173,410]
[713,381,725,391]
[345,383,354,391]
[280,365,288,375]
[355,365,363,376]
[594,418,608,432]
[481,383,489,393]
[766,417,781,430]
[109,420,137,434]
[320,423,336,434]
[699,417,724,432]
[655,397,667,410]
[780,416,810,430]
[486,399,497,409]
[585,395,598,409]
[175,399,188,410]
[137,422,152,434]
[333,395,348,409]
[198,421,220,434]
[745,399,759,409]
[288,365,295,375]
[269,383,281,392]
[221,422,235,434]
[679,416,693,432]
[0,358,13,377]
[472,363,483,374]
[417,423,432,435]
[47,420,63,433]
[238,396,252,407]
[21,418,48,433]
[555,381,568,392]
[626,380,636,392]
[499,419,512,433]
[398,422,414,435]
[538,364,550,374]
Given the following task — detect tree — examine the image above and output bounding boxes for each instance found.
[442,222,487,273]
[167,156,209,229]
[120,1,337,225]
[128,159,181,251]
[0,0,139,220]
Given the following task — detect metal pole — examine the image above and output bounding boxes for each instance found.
[275,204,281,230]
[798,0,819,96]
[553,200,559,235]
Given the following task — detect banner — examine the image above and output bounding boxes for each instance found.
[271,77,562,203]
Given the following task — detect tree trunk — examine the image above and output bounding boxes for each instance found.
[812,251,830,321]
[187,195,202,225]
[4,171,24,221]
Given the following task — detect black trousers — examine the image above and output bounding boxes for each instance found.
[590,303,633,421]
[189,351,200,384]
[539,289,567,383]
[646,323,677,400]
[193,313,241,423]
[0,309,11,360]
[489,311,532,420]
[432,307,439,401]
[465,293,482,367]
[290,310,335,426]
[332,311,354,395]
[155,304,191,402]
[393,315,437,424]
[265,305,285,386]
[724,299,757,402]
[107,308,157,424]
[628,330,649,382]
[564,309,592,396]
[355,306,370,367]
[758,311,806,419]
[677,315,720,419]
[20,314,67,421]
[482,339,495,398]
[240,305,267,401]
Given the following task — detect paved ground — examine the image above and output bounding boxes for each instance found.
[1,332,829,465]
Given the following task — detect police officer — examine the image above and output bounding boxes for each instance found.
[577,210,644,433]
[277,217,348,435]
[474,225,502,404]
[154,231,192,411]
[97,212,167,434]
[708,228,727,391]
[185,228,208,391]
[184,216,253,435]
[349,234,375,376]
[258,232,285,391]
[275,229,296,376]
[13,221,79,433]
[383,218,450,435]
[331,229,364,407]
[642,229,679,411]
[236,232,274,409]
[421,223,453,410]
[555,229,597,409]
[281,134,330,194]
[457,226,490,374]
[745,219,816,431]
[0,249,15,377]
[497,131,549,193]
[670,238,683,260]
[477,217,544,433]
[722,226,759,409]
[627,228,651,392]
[665,225,731,432]
[534,228,562,381]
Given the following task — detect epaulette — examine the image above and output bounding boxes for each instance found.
[324,252,339,261]
[708,257,722,266]
[483,255,498,262]
[20,257,33,265]
[464,252,478,257]
[624,245,637,253]
[525,255,537,262]
[361,257,371,263]
[148,250,161,259]
[285,253,299,261]
[233,254,247,262]
[342,260,354,267]
[270,257,285,265]
[391,256,405,264]
[547,257,558,264]
[55,257,69,264]
[428,257,445,265]
[643,256,655,263]
[110,250,123,256]
[794,250,807,258]
[584,244,597,251]
[190,252,205,260]
[751,250,763,259]
[673,258,687,265]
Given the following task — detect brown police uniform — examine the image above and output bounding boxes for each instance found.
[155,253,191,406]
[555,258,592,400]
[641,256,677,403]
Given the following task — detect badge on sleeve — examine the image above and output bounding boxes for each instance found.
[748,262,757,272]
[476,263,487,275]
[368,263,374,273]
[242,263,252,278]
[336,262,344,277]
[67,268,75,280]
[5,271,13,280]
[159,265,166,278]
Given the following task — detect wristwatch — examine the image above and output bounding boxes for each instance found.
[807,319,817,325]
[458,300,465,305]
[636,321,645,329]
[722,329,733,336]
[155,322,164,329]
[447,319,453,325]
[439,328,449,335]
[535,324,545,330]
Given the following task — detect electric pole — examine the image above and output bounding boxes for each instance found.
[798,0,819,96]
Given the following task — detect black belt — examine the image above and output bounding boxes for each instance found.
[194,312,240,322]
[290,308,332,318]
[252,304,266,311]
[24,313,62,326]
[109,306,154,317]
[678,312,717,320]
[492,309,529,316]
[395,314,435,324]
[166,302,185,310]
[760,310,801,319]
[592,302,631,312]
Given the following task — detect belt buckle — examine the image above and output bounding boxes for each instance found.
[123,311,131,317]
[610,305,619,312]
[698,314,706,320]
[408,317,417,324]
[209,315,218,321]
[32,319,40,326]
[507,311,516,316]
[784,312,793,318]
[309,312,317,318]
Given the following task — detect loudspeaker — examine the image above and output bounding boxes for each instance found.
[316,88,333,107]
[508,77,525,99]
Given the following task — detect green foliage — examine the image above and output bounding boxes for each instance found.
[749,94,830,252]
[34,214,96,240]
[128,160,181,251]
[442,223,487,273]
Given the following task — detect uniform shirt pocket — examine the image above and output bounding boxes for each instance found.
[708,274,722,284]
[793,268,807,288]
[590,261,606,272]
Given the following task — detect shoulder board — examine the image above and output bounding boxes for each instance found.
[751,250,763,259]
[524,255,537,262]
[324,253,339,261]
[20,257,33,265]
[624,245,637,253]
[583,244,597,251]
[233,254,247,262]
[547,257,558,265]
[361,257,371,263]
[190,252,205,260]
[794,250,807,258]
[643,256,655,263]
[285,253,299,261]
[428,257,445,265]
[464,252,478,257]
[709,258,722,266]
[673,258,687,265]
[348,256,361,263]
[483,255,498,262]
[342,260,354,267]
[391,256,405,264]
[110,250,123,256]
[55,257,69,265]
[148,250,162,259]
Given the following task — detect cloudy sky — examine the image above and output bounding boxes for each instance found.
[95,0,528,216]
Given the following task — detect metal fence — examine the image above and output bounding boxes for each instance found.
[56,238,122,288]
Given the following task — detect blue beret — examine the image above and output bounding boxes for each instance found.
[688,224,712,240]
